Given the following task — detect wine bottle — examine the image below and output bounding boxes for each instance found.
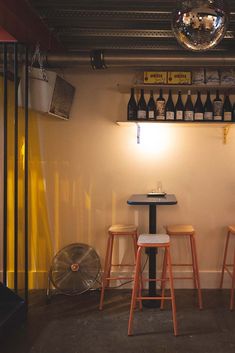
[165,90,175,120]
[127,87,137,120]
[232,103,235,121]
[223,93,232,122]
[213,90,223,121]
[137,89,147,120]
[204,91,213,121]
[184,90,194,121]
[175,91,184,120]
[147,90,156,120]
[156,88,165,120]
[194,91,204,121]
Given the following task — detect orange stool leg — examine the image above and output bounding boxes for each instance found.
[189,235,197,289]
[160,248,168,310]
[230,249,235,310]
[99,234,113,310]
[106,233,114,288]
[132,232,138,259]
[128,246,142,336]
[167,246,178,336]
[132,232,143,310]
[220,230,230,289]
[190,234,203,309]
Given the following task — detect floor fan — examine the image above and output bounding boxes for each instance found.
[47,243,101,300]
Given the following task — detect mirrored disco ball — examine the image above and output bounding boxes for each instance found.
[172,0,230,51]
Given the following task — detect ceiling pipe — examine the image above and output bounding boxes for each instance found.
[45,50,235,69]
[2,50,235,69]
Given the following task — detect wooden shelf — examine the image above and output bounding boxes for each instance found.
[116,120,235,126]
[117,83,235,94]
[117,82,235,144]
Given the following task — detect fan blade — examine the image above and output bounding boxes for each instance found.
[73,247,93,264]
[56,250,74,266]
[52,259,72,271]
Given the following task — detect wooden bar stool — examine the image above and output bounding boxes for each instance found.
[99,224,138,310]
[165,225,203,309]
[128,234,178,336]
[220,225,235,310]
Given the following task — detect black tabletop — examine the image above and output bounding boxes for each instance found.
[127,194,177,206]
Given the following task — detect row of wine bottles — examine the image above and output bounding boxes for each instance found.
[127,88,235,122]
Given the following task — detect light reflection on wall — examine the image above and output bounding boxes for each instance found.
[136,124,173,155]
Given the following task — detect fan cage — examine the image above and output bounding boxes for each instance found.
[48,243,101,296]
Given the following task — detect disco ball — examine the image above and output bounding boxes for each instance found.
[172,0,230,51]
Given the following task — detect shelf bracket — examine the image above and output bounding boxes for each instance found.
[223,125,231,144]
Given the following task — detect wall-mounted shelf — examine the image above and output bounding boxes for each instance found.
[117,82,235,144]
[117,83,235,94]
[116,120,235,126]
[116,120,234,144]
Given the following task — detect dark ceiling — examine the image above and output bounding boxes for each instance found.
[27,0,235,55]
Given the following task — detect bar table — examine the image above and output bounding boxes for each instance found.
[127,194,177,307]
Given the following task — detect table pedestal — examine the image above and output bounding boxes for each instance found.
[142,204,160,308]
[127,194,177,309]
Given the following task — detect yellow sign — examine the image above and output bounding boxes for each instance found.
[167,71,191,84]
[144,71,167,84]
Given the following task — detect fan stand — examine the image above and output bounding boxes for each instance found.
[46,271,102,303]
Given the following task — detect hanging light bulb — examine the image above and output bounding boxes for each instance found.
[172,0,230,51]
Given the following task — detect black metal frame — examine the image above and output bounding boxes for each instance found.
[24,46,29,304]
[1,42,29,335]
[14,43,19,293]
[3,43,8,287]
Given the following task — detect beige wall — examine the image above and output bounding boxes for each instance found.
[34,68,235,289]
[1,69,235,288]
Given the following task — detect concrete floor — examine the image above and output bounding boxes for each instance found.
[1,289,235,353]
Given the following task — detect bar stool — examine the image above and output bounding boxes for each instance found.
[128,234,178,336]
[220,225,235,310]
[99,224,138,310]
[165,225,203,309]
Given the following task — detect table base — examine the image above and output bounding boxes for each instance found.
[140,290,161,308]
[142,298,161,308]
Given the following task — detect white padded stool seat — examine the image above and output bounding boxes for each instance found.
[138,234,170,246]
[108,224,137,233]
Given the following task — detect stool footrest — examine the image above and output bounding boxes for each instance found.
[137,296,172,300]
[106,276,134,280]
[111,264,135,267]
[142,278,166,282]
[172,263,193,266]
[164,276,194,280]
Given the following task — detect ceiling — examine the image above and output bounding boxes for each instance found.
[27,0,235,55]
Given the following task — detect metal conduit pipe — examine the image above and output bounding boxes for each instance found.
[105,53,235,68]
[2,51,235,69]
[45,51,235,69]
[45,52,91,68]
